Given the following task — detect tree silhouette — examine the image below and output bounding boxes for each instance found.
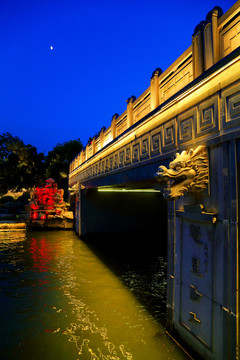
[0,132,45,195]
[45,138,83,198]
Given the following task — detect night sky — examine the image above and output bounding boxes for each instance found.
[0,0,237,154]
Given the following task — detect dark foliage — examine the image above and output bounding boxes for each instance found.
[45,138,83,198]
[0,132,46,195]
[0,133,83,199]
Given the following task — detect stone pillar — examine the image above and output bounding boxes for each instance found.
[192,7,222,77]
[85,144,89,160]
[76,154,79,167]
[192,22,204,79]
[203,6,223,70]
[92,137,96,155]
[126,95,136,128]
[75,184,81,236]
[150,68,162,110]
[100,128,105,148]
[157,141,237,360]
[111,113,119,140]
[80,150,84,164]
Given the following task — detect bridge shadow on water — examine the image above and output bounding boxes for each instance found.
[81,231,168,327]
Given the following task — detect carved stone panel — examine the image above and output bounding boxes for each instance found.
[197,96,219,137]
[162,119,176,150]
[150,127,162,156]
[222,83,240,129]
[178,108,196,145]
[125,147,131,164]
[119,150,125,167]
[132,142,140,162]
[140,136,150,160]
[176,209,216,349]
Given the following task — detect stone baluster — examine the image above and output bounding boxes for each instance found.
[203,7,223,70]
[192,21,205,79]
[92,137,96,155]
[126,95,136,128]
[192,6,223,78]
[150,68,162,110]
[80,150,84,165]
[111,113,119,140]
[100,128,105,148]
[85,144,89,160]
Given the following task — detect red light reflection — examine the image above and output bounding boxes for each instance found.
[29,237,53,272]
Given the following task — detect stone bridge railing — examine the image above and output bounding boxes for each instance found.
[69,3,240,186]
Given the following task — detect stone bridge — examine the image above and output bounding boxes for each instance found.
[69,3,240,360]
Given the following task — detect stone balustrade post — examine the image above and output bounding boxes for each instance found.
[86,144,89,160]
[92,137,96,155]
[111,113,119,140]
[192,21,204,79]
[126,95,136,128]
[192,6,222,77]
[80,150,84,164]
[150,68,162,110]
[203,7,222,70]
[100,129,105,148]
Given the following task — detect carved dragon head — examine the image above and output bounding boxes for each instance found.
[155,145,208,200]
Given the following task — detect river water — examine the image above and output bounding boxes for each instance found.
[0,230,188,360]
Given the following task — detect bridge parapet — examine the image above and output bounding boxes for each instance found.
[69,3,240,188]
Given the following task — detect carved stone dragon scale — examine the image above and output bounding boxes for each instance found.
[155,145,209,200]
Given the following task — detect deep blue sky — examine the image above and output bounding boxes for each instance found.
[0,0,237,154]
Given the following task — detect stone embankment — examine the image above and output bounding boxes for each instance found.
[0,221,27,230]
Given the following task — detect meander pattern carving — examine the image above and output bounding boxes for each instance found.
[70,84,240,185]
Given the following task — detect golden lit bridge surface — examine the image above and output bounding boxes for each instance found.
[69,3,240,191]
[69,3,240,360]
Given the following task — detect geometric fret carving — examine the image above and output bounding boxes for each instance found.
[201,106,214,127]
[119,151,124,167]
[105,158,109,172]
[114,154,118,169]
[197,96,219,137]
[222,85,240,129]
[132,143,140,162]
[162,119,176,150]
[102,160,106,173]
[95,163,99,175]
[109,157,113,171]
[178,109,196,144]
[69,81,240,186]
[140,137,149,159]
[228,95,240,119]
[125,147,131,164]
[150,129,161,156]
[98,162,102,175]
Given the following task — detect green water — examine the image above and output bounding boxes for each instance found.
[0,230,188,360]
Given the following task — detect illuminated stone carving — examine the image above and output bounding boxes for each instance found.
[155,145,208,200]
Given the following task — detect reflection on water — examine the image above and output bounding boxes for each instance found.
[0,230,188,360]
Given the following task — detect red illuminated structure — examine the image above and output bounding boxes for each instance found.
[30,178,66,221]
